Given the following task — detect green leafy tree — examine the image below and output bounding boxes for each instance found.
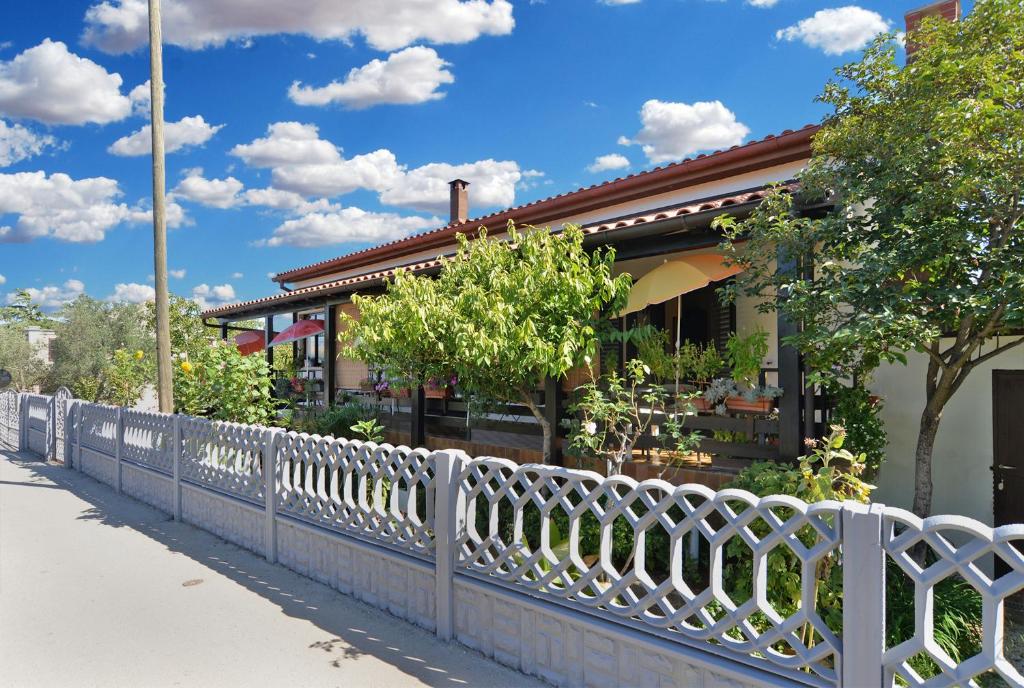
[345,224,632,462]
[48,296,153,401]
[147,295,210,361]
[0,290,52,327]
[0,326,47,391]
[175,339,277,425]
[716,0,1024,517]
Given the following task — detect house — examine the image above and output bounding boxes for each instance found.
[203,0,1022,529]
[24,326,56,367]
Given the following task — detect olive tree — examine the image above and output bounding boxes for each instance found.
[717,0,1024,517]
[345,224,632,463]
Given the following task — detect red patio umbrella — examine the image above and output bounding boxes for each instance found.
[234,330,268,356]
[269,319,325,347]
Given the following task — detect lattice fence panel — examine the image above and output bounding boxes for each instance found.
[179,416,265,504]
[54,387,72,463]
[275,432,436,559]
[121,409,174,474]
[80,403,118,456]
[881,508,1024,687]
[26,394,48,430]
[0,391,19,451]
[454,458,843,683]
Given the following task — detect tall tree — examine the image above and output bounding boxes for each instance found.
[0,327,47,391]
[48,296,153,401]
[717,0,1024,517]
[0,290,52,327]
[345,224,631,463]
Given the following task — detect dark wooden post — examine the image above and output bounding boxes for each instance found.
[411,385,426,447]
[776,249,802,461]
[323,304,337,407]
[291,312,299,369]
[264,316,274,369]
[219,321,228,341]
[544,376,562,465]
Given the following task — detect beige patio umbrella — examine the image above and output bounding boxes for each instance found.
[619,253,743,395]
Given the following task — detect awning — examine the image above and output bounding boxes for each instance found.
[620,253,743,316]
[234,330,268,356]
[269,319,324,347]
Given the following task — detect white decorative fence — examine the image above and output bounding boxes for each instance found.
[2,394,1022,688]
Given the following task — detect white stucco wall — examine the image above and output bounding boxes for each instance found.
[870,338,1023,525]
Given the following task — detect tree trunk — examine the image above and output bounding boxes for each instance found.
[911,405,943,519]
[520,392,552,464]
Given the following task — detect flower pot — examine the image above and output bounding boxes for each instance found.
[424,386,453,400]
[690,397,714,413]
[725,396,774,414]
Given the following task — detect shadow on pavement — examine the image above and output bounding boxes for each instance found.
[5,451,512,687]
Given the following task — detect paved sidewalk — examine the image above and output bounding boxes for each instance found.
[0,451,540,688]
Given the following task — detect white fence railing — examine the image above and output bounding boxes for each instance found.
[2,393,1022,688]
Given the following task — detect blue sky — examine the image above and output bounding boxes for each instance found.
[0,0,921,311]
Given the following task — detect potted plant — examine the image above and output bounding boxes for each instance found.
[723,329,781,413]
[687,342,724,412]
[424,375,457,400]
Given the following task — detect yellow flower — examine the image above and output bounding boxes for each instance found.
[134,350,144,360]
[181,361,194,374]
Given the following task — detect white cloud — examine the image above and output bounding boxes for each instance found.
[0,39,131,125]
[241,187,337,214]
[261,207,437,247]
[13,279,85,310]
[619,99,750,163]
[266,272,277,279]
[128,79,154,117]
[0,171,157,242]
[289,46,454,109]
[82,0,515,54]
[586,153,630,173]
[230,121,340,168]
[169,268,186,279]
[108,115,224,156]
[106,282,155,303]
[0,120,57,166]
[233,122,529,215]
[171,169,244,208]
[231,272,244,279]
[0,274,6,285]
[776,6,890,55]
[191,283,236,309]
[599,0,641,5]
[272,149,403,197]
[380,159,523,214]
[747,0,778,6]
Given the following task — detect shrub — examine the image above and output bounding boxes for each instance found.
[174,340,277,425]
[828,384,887,479]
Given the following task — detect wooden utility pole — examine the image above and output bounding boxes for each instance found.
[149,0,173,413]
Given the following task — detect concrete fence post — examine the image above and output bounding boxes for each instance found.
[263,428,279,563]
[48,395,57,461]
[75,402,83,473]
[433,449,468,641]
[841,501,887,688]
[18,393,27,452]
[115,407,123,494]
[172,414,182,521]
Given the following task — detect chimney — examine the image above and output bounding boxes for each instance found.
[905,0,961,55]
[448,179,469,225]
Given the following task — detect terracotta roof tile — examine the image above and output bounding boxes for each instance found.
[202,184,794,319]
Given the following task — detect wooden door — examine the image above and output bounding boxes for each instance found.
[993,370,1024,577]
